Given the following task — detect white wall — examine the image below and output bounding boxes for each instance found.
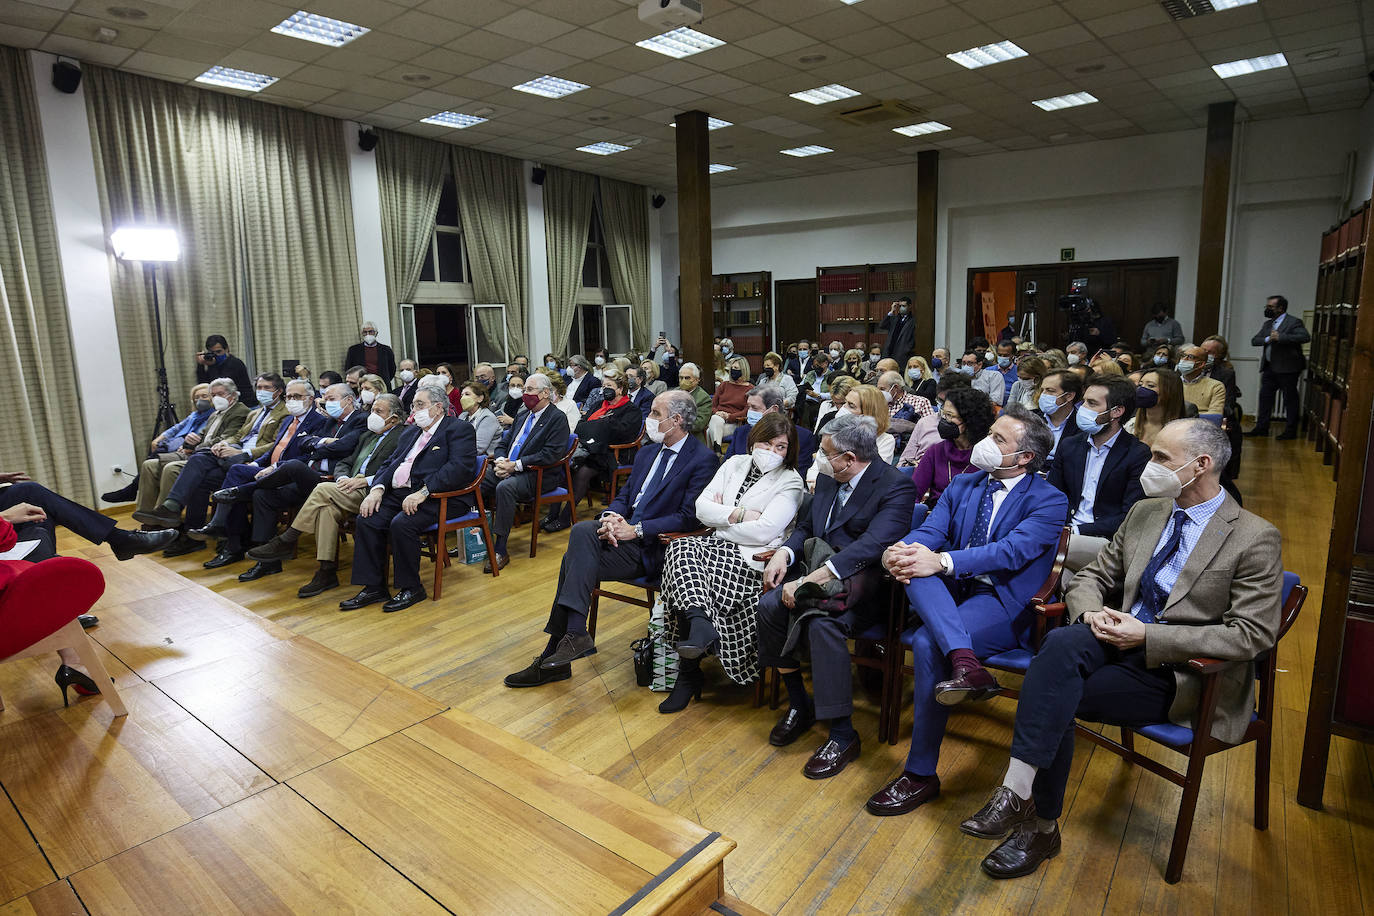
[1352,95,1374,207]
[343,120,391,347]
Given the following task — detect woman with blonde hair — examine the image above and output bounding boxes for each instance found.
[813,373,858,436]
[904,356,936,402]
[707,356,752,450]
[1007,356,1047,410]
[639,358,667,396]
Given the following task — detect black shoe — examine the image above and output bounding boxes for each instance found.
[161,534,204,558]
[297,566,340,598]
[247,534,297,561]
[202,549,244,569]
[212,486,245,503]
[78,614,98,629]
[504,656,572,688]
[382,587,427,613]
[982,823,1061,879]
[542,632,596,667]
[1242,426,1270,438]
[658,668,704,714]
[675,616,720,660]
[803,735,861,780]
[482,553,509,574]
[1276,431,1298,441]
[339,586,389,611]
[769,705,816,746]
[187,521,228,542]
[237,560,282,582]
[108,528,178,561]
[54,665,100,707]
[132,506,182,529]
[101,480,139,503]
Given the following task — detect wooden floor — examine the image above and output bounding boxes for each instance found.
[2,436,1371,914]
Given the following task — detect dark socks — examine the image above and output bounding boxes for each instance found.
[949,647,980,672]
[828,715,858,743]
[281,528,301,544]
[781,671,809,712]
[494,534,508,556]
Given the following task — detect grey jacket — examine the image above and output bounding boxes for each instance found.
[1251,314,1310,375]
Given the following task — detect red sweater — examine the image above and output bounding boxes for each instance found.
[711,381,751,423]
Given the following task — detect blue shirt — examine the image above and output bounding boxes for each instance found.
[163,408,213,440]
[1071,429,1121,531]
[1129,488,1227,620]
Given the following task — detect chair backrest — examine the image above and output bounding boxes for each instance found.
[1199,413,1224,427]
[1277,571,1306,641]
[0,557,105,659]
[611,423,645,455]
[470,454,487,488]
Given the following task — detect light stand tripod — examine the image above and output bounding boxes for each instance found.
[1019,287,1039,345]
[145,262,179,439]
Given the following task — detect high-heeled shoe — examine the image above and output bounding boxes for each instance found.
[54,665,100,707]
[658,668,704,714]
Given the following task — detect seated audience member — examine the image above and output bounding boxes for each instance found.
[1034,369,1083,465]
[994,341,1018,402]
[801,351,835,405]
[785,340,814,384]
[1176,345,1227,415]
[1149,343,1176,370]
[544,367,642,532]
[338,387,476,613]
[464,362,492,409]
[1201,335,1240,411]
[727,383,815,479]
[813,375,858,439]
[961,349,1006,405]
[707,357,753,450]
[659,413,806,713]
[536,368,582,433]
[0,473,175,562]
[565,354,598,407]
[639,358,667,397]
[592,349,609,369]
[249,394,407,595]
[1116,351,1137,373]
[498,373,525,427]
[1048,376,1150,572]
[905,357,937,403]
[899,374,972,468]
[1126,367,1187,447]
[756,414,917,778]
[343,366,367,398]
[910,387,994,505]
[317,370,343,394]
[963,418,1280,878]
[625,366,655,419]
[343,320,396,382]
[877,370,935,425]
[675,362,712,434]
[392,359,419,409]
[656,343,682,389]
[1040,348,1068,369]
[759,351,798,409]
[930,348,951,381]
[1007,357,1047,411]
[479,373,572,572]
[104,382,214,503]
[449,380,497,456]
[1088,352,1123,377]
[835,348,866,382]
[194,334,253,398]
[869,404,1067,815]
[1065,341,1088,368]
[504,392,718,687]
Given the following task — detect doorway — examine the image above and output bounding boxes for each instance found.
[775,278,818,350]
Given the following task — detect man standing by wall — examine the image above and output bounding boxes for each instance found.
[880,298,916,364]
[1246,295,1309,441]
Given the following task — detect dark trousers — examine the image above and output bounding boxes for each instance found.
[1,482,116,559]
[349,487,441,591]
[481,469,558,539]
[1011,623,1176,819]
[543,520,645,636]
[170,450,249,527]
[249,461,323,545]
[1254,369,1300,433]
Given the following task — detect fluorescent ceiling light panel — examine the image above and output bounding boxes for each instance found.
[1031,91,1099,111]
[195,66,277,92]
[271,10,369,47]
[708,164,737,173]
[670,117,732,130]
[577,142,631,155]
[780,145,833,157]
[421,111,488,129]
[110,226,180,262]
[790,83,861,105]
[840,0,864,4]
[946,40,1028,69]
[513,75,589,98]
[892,120,951,136]
[1212,53,1287,79]
[635,27,725,58]
[1210,0,1258,8]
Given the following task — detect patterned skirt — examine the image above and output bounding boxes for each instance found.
[660,535,765,686]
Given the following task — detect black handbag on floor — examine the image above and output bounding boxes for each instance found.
[631,634,654,687]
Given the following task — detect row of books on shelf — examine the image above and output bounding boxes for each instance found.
[712,279,767,298]
[716,309,765,326]
[1322,201,1368,264]
[819,300,904,322]
[1315,263,1361,306]
[817,270,917,294]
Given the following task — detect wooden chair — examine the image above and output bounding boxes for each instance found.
[606,424,645,504]
[1073,570,1307,884]
[422,455,498,600]
[587,529,710,638]
[527,433,579,558]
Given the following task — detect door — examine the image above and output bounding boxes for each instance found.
[775,278,818,349]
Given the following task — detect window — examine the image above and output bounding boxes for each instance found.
[417,176,472,285]
[568,192,631,356]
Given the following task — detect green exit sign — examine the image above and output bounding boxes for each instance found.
[1060,247,1075,261]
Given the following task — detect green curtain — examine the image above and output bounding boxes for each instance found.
[376,129,446,345]
[543,166,595,358]
[600,177,652,352]
[452,146,528,359]
[0,46,95,504]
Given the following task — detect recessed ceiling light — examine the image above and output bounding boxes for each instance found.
[635,26,725,58]
[780,145,833,157]
[709,164,737,173]
[472,107,494,117]
[947,40,1028,70]
[1212,52,1287,78]
[1305,48,1340,61]
[195,65,277,92]
[798,54,827,65]
[839,0,864,4]
[421,111,488,129]
[400,72,431,84]
[105,6,147,20]
[271,10,370,47]
[588,114,612,123]
[669,117,732,130]
[513,75,589,98]
[790,84,861,105]
[577,141,631,155]
[1032,91,1099,111]
[1210,0,1258,8]
[892,120,951,136]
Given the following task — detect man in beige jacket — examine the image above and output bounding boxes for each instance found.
[957,417,1281,879]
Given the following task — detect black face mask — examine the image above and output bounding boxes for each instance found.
[760,367,774,378]
[1263,307,1276,319]
[937,418,961,441]
[1136,386,1159,409]
[730,368,743,381]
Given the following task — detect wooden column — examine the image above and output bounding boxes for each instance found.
[1192,100,1235,339]
[675,110,713,372]
[915,150,938,356]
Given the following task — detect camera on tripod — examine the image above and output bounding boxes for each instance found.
[1057,277,1099,340]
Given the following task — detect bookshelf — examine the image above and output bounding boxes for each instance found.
[712,270,772,375]
[1304,200,1366,474]
[816,262,917,354]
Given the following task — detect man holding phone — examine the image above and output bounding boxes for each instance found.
[194,335,253,397]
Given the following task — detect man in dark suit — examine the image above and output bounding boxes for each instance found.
[0,475,175,562]
[342,320,397,383]
[625,366,655,420]
[1047,375,1150,572]
[1032,369,1083,471]
[726,383,816,479]
[756,413,918,780]
[784,340,814,385]
[565,355,598,408]
[880,298,916,363]
[1247,294,1310,440]
[504,390,718,687]
[480,373,572,571]
[392,359,420,410]
[339,386,477,613]
[867,403,1068,815]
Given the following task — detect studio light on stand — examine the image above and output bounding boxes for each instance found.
[111,226,181,438]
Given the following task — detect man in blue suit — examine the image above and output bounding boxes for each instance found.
[625,366,655,420]
[866,402,1068,816]
[756,413,918,780]
[505,390,717,688]
[339,386,477,613]
[725,383,815,479]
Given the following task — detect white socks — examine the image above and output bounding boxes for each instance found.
[1002,757,1037,801]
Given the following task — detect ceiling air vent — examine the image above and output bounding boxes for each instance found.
[838,99,923,127]
[1160,0,1217,20]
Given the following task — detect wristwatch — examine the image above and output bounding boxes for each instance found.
[939,552,955,576]
[634,523,644,540]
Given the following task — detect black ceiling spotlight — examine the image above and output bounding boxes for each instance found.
[532,166,547,186]
[357,127,378,152]
[52,59,82,94]
[651,194,666,209]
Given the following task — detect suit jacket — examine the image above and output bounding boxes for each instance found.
[195,400,251,452]
[784,354,813,385]
[229,401,290,461]
[373,416,477,499]
[693,455,805,568]
[496,405,572,487]
[910,470,1068,620]
[250,409,330,470]
[343,342,396,381]
[1251,314,1310,374]
[727,419,816,479]
[629,386,654,420]
[879,311,915,362]
[298,408,368,471]
[1047,429,1150,539]
[566,371,598,406]
[782,461,916,581]
[392,380,419,410]
[607,435,718,579]
[335,424,404,481]
[1067,494,1283,744]
[195,355,253,401]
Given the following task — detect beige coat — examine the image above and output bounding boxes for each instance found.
[1067,493,1282,744]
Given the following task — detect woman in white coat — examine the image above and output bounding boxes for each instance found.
[658,412,805,713]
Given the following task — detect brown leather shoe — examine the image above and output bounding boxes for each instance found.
[961,786,1036,838]
[483,553,509,574]
[934,663,1002,706]
[865,772,941,816]
[802,735,860,780]
[981,822,1060,879]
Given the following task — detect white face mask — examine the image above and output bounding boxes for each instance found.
[836,405,854,417]
[361,390,376,404]
[829,349,841,360]
[412,405,436,429]
[362,333,377,345]
[1139,456,1201,499]
[644,416,666,443]
[880,388,893,403]
[367,412,387,434]
[970,437,1023,474]
[211,395,229,411]
[751,446,784,474]
[1176,360,1196,375]
[814,451,834,477]
[399,369,415,383]
[1067,353,1081,366]
[285,399,309,417]
[508,386,522,399]
[594,356,606,366]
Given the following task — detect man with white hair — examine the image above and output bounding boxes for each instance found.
[675,362,711,433]
[343,319,396,382]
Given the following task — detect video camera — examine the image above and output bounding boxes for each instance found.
[1057,277,1101,341]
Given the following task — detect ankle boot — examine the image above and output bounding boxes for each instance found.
[658,658,704,714]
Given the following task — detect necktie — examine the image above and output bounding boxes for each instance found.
[1136,509,1189,623]
[355,434,383,477]
[630,448,675,522]
[392,429,433,489]
[967,478,1000,548]
[509,412,536,461]
[825,481,852,531]
[269,417,299,464]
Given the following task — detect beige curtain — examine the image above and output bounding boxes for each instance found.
[600,177,652,352]
[452,146,527,358]
[376,129,446,343]
[543,166,595,357]
[0,46,95,503]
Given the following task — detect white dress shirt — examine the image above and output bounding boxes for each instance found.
[1071,429,1121,531]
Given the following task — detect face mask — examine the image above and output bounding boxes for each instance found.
[721,347,732,356]
[361,390,376,404]
[1263,307,1275,319]
[907,368,921,381]
[594,356,606,366]
[399,369,415,383]
[459,393,478,412]
[195,398,212,412]
[363,334,377,345]
[970,436,1022,474]
[870,354,881,364]
[1152,355,1168,366]
[325,401,344,418]
[931,357,943,370]
[214,352,228,364]
[211,395,230,411]
[984,350,996,363]
[1176,360,1196,375]
[1206,354,1216,365]
[760,367,775,379]
[1075,403,1109,436]
[997,356,1011,368]
[829,349,841,360]
[509,387,522,399]
[413,406,436,429]
[814,451,834,478]
[958,364,976,376]
[285,399,309,417]
[365,412,387,434]
[256,390,274,406]
[1137,386,1159,409]
[546,360,558,370]
[899,304,909,314]
[836,405,854,417]
[880,388,893,403]
[745,408,764,426]
[1067,353,1081,366]
[1140,456,1201,499]
[752,446,784,474]
[602,385,617,398]
[522,392,541,411]
[797,349,809,360]
[730,368,743,381]
[680,376,696,390]
[1038,392,1066,416]
[937,418,961,441]
[644,416,666,443]
[628,377,640,390]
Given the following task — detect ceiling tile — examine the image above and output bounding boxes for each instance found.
[445,28,530,61]
[526,0,624,27]
[414,0,516,27]
[735,26,816,58]
[542,27,624,60]
[120,49,206,80]
[485,8,575,44]
[376,9,470,44]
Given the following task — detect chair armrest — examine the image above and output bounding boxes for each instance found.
[657,528,712,544]
[753,549,777,563]
[1036,602,1067,619]
[1187,656,1228,674]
